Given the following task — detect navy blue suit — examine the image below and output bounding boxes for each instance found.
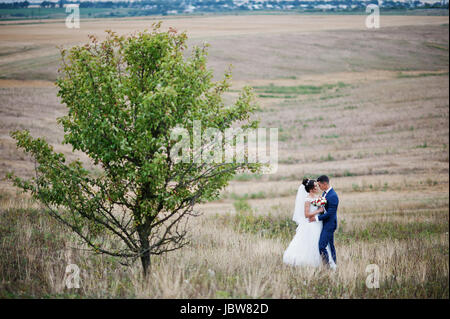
[317,188,338,265]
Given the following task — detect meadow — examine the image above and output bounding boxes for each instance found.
[1,8,448,21]
[0,14,448,298]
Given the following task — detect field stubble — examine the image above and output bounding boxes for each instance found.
[0,15,448,298]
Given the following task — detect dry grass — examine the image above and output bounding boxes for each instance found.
[0,195,447,298]
[0,15,448,81]
[0,15,448,298]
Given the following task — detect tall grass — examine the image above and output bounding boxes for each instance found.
[253,82,348,96]
[0,195,447,298]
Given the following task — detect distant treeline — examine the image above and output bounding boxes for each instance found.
[0,1,30,8]
[0,0,448,14]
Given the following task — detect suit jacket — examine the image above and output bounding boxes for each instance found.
[318,188,338,231]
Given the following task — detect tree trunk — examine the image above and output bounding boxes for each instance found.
[140,251,151,277]
[138,228,151,277]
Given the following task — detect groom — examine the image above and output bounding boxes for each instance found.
[309,175,338,269]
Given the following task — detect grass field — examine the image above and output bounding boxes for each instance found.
[0,14,448,298]
[0,8,132,20]
[0,8,448,21]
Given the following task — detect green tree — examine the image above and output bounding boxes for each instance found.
[7,23,261,276]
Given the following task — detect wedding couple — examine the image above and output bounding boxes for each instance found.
[283,175,338,270]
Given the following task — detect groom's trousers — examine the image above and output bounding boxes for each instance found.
[319,228,337,265]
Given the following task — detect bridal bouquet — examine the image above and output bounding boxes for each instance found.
[311,196,327,207]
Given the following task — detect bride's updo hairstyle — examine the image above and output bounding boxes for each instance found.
[302,178,309,187]
[305,179,316,193]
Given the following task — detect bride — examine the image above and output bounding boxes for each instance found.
[283,178,335,268]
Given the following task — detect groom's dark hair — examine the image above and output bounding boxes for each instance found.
[317,175,329,183]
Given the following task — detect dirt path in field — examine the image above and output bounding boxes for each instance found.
[0,79,55,88]
[1,70,447,89]
[231,70,449,88]
[1,15,448,44]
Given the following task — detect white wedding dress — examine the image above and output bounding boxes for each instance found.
[283,185,335,268]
